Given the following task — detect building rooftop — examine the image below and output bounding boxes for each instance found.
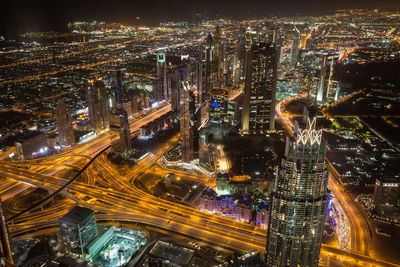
[60,206,94,225]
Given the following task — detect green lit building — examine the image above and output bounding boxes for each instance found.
[59,206,98,258]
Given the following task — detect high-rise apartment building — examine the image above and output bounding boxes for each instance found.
[55,99,75,147]
[266,117,329,267]
[242,42,278,134]
[87,78,110,135]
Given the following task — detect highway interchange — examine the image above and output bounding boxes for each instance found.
[0,96,399,266]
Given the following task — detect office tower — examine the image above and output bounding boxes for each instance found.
[118,108,131,154]
[373,177,400,207]
[316,54,328,102]
[180,90,200,162]
[110,69,124,110]
[59,206,98,258]
[238,26,247,81]
[242,43,278,134]
[55,99,75,147]
[209,87,228,122]
[213,26,224,79]
[205,33,214,101]
[266,117,329,267]
[290,26,300,67]
[87,78,110,135]
[156,53,168,100]
[0,199,14,266]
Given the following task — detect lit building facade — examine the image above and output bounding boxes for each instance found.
[118,108,131,154]
[373,177,400,207]
[156,53,168,100]
[266,118,329,267]
[87,78,110,135]
[55,99,75,147]
[242,42,278,134]
[59,206,98,258]
[180,90,200,162]
[110,69,124,110]
[209,87,228,122]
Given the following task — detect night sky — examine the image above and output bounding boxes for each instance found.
[1,0,399,37]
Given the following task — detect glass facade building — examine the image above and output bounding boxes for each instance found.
[266,118,329,267]
[242,42,278,134]
[59,206,98,258]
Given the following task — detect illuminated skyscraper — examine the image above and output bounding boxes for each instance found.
[205,33,214,101]
[156,53,168,100]
[242,42,278,134]
[59,206,98,259]
[180,90,200,162]
[55,99,75,147]
[209,87,228,122]
[237,26,247,81]
[266,117,329,267]
[87,78,110,135]
[316,54,328,102]
[213,26,224,79]
[0,199,14,266]
[110,69,124,110]
[290,26,300,67]
[118,108,131,154]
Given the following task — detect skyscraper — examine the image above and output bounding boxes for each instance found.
[205,33,214,102]
[156,53,168,100]
[266,117,329,267]
[55,99,75,147]
[316,54,328,102]
[0,199,14,266]
[213,26,224,80]
[110,69,124,110]
[290,26,300,68]
[87,78,110,135]
[237,26,247,81]
[118,108,131,154]
[242,42,278,134]
[180,89,200,162]
[59,206,98,258]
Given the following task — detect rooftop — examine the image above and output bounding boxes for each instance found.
[60,206,95,225]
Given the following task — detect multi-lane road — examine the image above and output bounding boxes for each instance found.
[0,93,399,266]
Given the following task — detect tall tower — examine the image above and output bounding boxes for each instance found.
[290,26,300,68]
[242,42,278,134]
[118,108,131,154]
[55,99,75,147]
[316,54,329,102]
[156,53,168,100]
[205,33,214,102]
[110,69,124,110]
[87,78,110,135]
[266,117,329,267]
[237,26,247,81]
[0,200,14,266]
[180,89,200,162]
[213,26,224,80]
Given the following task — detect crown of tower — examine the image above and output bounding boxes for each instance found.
[296,117,322,145]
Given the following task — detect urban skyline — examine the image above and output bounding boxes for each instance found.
[0,5,400,267]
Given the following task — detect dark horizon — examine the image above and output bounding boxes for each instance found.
[1,0,400,38]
